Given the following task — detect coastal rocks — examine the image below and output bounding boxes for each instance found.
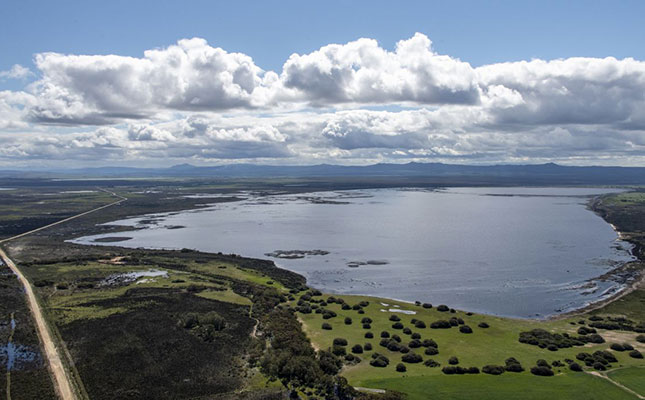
[264,249,330,259]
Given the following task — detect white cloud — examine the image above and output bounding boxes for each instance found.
[1,34,645,166]
[0,64,33,80]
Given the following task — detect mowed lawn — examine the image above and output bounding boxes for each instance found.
[608,367,645,397]
[295,293,645,398]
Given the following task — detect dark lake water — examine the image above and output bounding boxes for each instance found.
[72,187,634,318]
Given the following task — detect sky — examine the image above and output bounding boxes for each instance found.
[1,0,645,168]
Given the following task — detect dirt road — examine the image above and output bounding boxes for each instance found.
[0,247,76,400]
[0,189,127,400]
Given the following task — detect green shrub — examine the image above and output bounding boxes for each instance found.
[365,332,374,339]
[344,317,352,325]
[448,356,459,365]
[332,345,346,356]
[318,351,342,375]
[592,362,606,371]
[363,323,371,329]
[636,334,645,343]
[437,305,449,312]
[408,339,422,348]
[610,343,626,351]
[424,359,440,367]
[399,346,410,354]
[341,304,351,310]
[424,347,439,356]
[380,331,390,338]
[396,363,406,372]
[402,327,412,335]
[392,334,402,342]
[530,366,554,376]
[392,322,404,329]
[482,365,505,375]
[478,322,490,328]
[422,339,438,348]
[322,322,332,330]
[364,343,373,351]
[629,350,643,359]
[411,332,421,339]
[422,303,433,309]
[459,325,473,334]
[333,338,348,346]
[430,320,451,329]
[361,317,373,324]
[352,344,363,354]
[389,315,401,321]
[414,320,426,329]
[569,362,583,372]
[402,353,423,363]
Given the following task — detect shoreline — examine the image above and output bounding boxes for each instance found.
[69,188,644,322]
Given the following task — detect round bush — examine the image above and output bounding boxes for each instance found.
[531,366,554,376]
[422,303,433,309]
[358,309,365,314]
[482,365,505,375]
[536,359,550,368]
[363,323,371,329]
[322,323,332,330]
[402,353,423,363]
[424,347,439,356]
[448,356,459,365]
[392,322,404,329]
[408,339,422,348]
[364,343,373,351]
[365,332,374,339]
[593,362,606,371]
[505,363,524,373]
[392,334,402,342]
[332,345,346,356]
[430,320,451,329]
[361,317,373,324]
[424,359,440,367]
[437,305,449,312]
[459,325,473,334]
[399,346,410,354]
[478,322,490,328]
[411,332,421,339]
[569,362,583,372]
[449,318,459,327]
[414,320,427,329]
[341,304,351,310]
[610,343,625,351]
[422,339,438,348]
[333,338,348,346]
[351,344,363,354]
[344,317,352,325]
[402,327,412,335]
[370,358,388,368]
[396,363,407,372]
[381,331,390,338]
[389,315,401,322]
[387,341,401,352]
[629,350,643,359]
[636,334,645,343]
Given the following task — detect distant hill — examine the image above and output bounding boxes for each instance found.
[1,162,644,185]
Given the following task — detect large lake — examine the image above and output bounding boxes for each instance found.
[72,187,634,318]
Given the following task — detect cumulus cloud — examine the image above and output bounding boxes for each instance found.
[1,34,645,166]
[0,64,33,80]
[26,38,278,124]
[280,33,479,105]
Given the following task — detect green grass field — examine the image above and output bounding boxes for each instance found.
[361,373,639,400]
[295,292,645,399]
[607,367,645,397]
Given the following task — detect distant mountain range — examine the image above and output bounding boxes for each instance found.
[1,162,645,185]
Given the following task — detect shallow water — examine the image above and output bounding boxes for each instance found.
[72,187,634,318]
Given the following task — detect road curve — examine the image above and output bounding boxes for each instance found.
[0,189,127,400]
